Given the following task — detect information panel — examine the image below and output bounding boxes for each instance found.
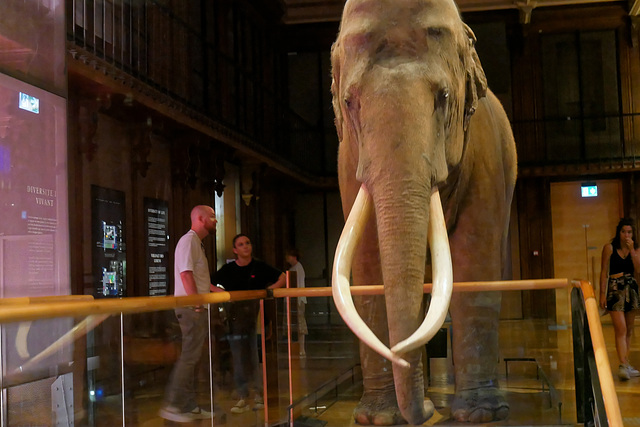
[91,186,126,298]
[144,198,169,296]
[0,72,71,375]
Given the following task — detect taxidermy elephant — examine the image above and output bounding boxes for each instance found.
[330,0,517,425]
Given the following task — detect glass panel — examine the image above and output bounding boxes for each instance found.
[498,318,572,425]
[122,308,214,424]
[278,295,359,425]
[281,299,574,426]
[206,299,269,426]
[1,314,124,425]
[85,315,124,425]
[0,290,585,425]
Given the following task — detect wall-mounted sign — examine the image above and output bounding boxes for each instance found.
[581,182,598,198]
[144,198,169,296]
[91,186,126,298]
[0,73,71,376]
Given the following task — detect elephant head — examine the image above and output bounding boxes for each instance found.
[331,0,487,422]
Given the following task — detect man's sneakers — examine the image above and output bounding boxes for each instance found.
[230,399,250,414]
[231,396,264,414]
[253,396,265,410]
[159,406,213,422]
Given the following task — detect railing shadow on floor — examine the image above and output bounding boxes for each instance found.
[286,363,361,425]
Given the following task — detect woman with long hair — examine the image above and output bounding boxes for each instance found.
[600,218,640,380]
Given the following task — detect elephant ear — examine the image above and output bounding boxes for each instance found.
[462,23,487,132]
[330,41,344,142]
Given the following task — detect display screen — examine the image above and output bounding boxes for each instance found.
[103,223,118,249]
[92,186,126,298]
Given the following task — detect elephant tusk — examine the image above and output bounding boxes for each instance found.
[332,185,410,368]
[12,314,111,375]
[391,189,453,355]
[15,321,32,359]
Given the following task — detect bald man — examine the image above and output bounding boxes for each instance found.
[160,205,218,423]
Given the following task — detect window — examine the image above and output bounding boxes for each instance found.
[541,30,621,162]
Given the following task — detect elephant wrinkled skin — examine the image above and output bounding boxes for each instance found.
[330,0,517,425]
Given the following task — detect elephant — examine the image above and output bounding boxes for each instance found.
[330,0,517,425]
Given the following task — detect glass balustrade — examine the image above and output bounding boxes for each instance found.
[0,280,620,426]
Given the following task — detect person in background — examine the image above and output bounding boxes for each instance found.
[286,248,308,357]
[600,217,640,381]
[212,234,285,414]
[160,205,223,422]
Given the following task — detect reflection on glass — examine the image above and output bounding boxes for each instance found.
[277,295,359,424]
[0,1,66,92]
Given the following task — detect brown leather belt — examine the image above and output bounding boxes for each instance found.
[610,272,624,279]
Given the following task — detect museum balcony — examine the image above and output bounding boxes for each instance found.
[64,0,337,181]
[514,113,640,178]
[0,278,629,426]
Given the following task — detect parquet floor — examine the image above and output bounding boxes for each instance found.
[310,318,640,426]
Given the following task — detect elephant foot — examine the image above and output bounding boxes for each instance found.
[451,387,509,423]
[353,392,435,426]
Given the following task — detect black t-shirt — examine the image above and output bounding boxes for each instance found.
[212,259,282,292]
[212,259,282,332]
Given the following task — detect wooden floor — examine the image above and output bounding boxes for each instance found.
[21,317,640,426]
[306,318,640,426]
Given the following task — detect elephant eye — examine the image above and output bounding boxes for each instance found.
[427,27,447,40]
[434,88,449,111]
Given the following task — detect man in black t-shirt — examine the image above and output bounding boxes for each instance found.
[212,234,285,414]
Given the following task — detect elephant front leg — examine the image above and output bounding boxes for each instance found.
[354,295,404,425]
[449,291,509,422]
[353,295,435,426]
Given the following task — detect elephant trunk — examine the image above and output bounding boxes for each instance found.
[374,182,431,424]
[332,183,452,424]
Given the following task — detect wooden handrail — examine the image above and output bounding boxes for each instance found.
[0,279,570,323]
[572,279,623,427]
[273,278,571,298]
[0,295,94,305]
[0,290,265,323]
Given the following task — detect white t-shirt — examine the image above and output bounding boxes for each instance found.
[174,230,210,296]
[289,262,306,303]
